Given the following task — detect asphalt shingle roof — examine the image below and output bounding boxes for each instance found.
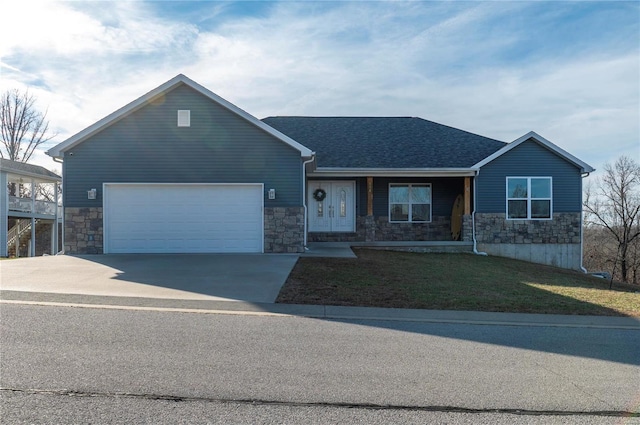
[262,117,506,169]
[0,158,61,180]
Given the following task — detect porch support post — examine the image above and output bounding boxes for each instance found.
[464,177,471,215]
[365,176,375,242]
[53,181,59,254]
[0,171,7,257]
[51,221,55,255]
[367,177,374,216]
[31,178,36,257]
[30,217,35,257]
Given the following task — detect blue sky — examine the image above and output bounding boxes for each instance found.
[1,1,638,175]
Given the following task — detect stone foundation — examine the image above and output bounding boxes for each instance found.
[65,207,103,254]
[309,215,455,243]
[264,207,305,253]
[474,213,581,245]
[474,212,582,270]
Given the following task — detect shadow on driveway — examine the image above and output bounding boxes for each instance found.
[0,254,298,303]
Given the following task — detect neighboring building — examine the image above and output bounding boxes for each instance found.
[46,74,594,270]
[1,158,61,257]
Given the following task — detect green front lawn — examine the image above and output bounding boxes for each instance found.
[277,249,640,316]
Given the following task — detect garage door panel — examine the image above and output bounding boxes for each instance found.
[105,184,263,254]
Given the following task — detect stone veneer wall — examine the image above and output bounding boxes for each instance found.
[65,207,103,254]
[375,216,451,241]
[264,207,305,253]
[308,215,453,243]
[66,206,305,254]
[462,215,473,242]
[474,212,582,270]
[474,213,581,245]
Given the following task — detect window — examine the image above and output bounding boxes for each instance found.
[177,110,190,127]
[389,184,431,222]
[507,177,552,220]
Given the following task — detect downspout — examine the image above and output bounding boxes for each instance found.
[302,154,316,250]
[52,155,64,254]
[579,171,591,273]
[472,169,488,256]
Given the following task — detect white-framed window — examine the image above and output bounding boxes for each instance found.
[506,177,552,220]
[389,183,432,222]
[177,110,191,127]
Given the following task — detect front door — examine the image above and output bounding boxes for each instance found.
[308,181,355,232]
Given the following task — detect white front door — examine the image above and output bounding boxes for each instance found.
[308,181,355,232]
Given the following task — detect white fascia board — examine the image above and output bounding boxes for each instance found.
[46,74,314,159]
[309,168,477,177]
[472,131,595,173]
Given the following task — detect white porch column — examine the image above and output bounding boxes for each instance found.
[0,171,7,257]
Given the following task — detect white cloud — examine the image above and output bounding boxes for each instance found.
[1,1,637,175]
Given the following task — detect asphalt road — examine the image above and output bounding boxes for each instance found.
[1,303,639,424]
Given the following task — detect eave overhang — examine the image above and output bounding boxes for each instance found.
[0,163,61,183]
[308,168,477,177]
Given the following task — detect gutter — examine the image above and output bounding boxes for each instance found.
[50,156,64,254]
[309,167,476,178]
[302,154,316,250]
[472,169,488,256]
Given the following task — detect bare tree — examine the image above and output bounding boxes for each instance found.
[584,155,640,284]
[0,89,56,162]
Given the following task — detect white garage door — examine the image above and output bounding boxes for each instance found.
[104,183,263,254]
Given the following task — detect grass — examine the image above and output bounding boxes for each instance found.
[276,248,640,317]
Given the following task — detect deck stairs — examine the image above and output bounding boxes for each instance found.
[7,219,40,257]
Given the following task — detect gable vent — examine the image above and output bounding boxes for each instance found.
[177,110,191,127]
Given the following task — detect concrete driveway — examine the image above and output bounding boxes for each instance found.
[0,254,299,303]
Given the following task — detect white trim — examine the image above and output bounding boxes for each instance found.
[103,182,264,254]
[47,74,313,159]
[505,176,553,221]
[473,131,595,173]
[388,183,433,223]
[310,168,476,177]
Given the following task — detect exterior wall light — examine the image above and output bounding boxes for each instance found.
[268,188,276,200]
[87,188,97,200]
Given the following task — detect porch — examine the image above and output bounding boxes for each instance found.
[306,175,474,244]
[1,159,62,257]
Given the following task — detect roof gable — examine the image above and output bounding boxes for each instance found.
[262,116,506,170]
[47,74,313,159]
[472,131,595,174]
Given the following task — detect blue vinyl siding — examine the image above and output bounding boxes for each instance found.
[476,139,583,213]
[64,84,302,208]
